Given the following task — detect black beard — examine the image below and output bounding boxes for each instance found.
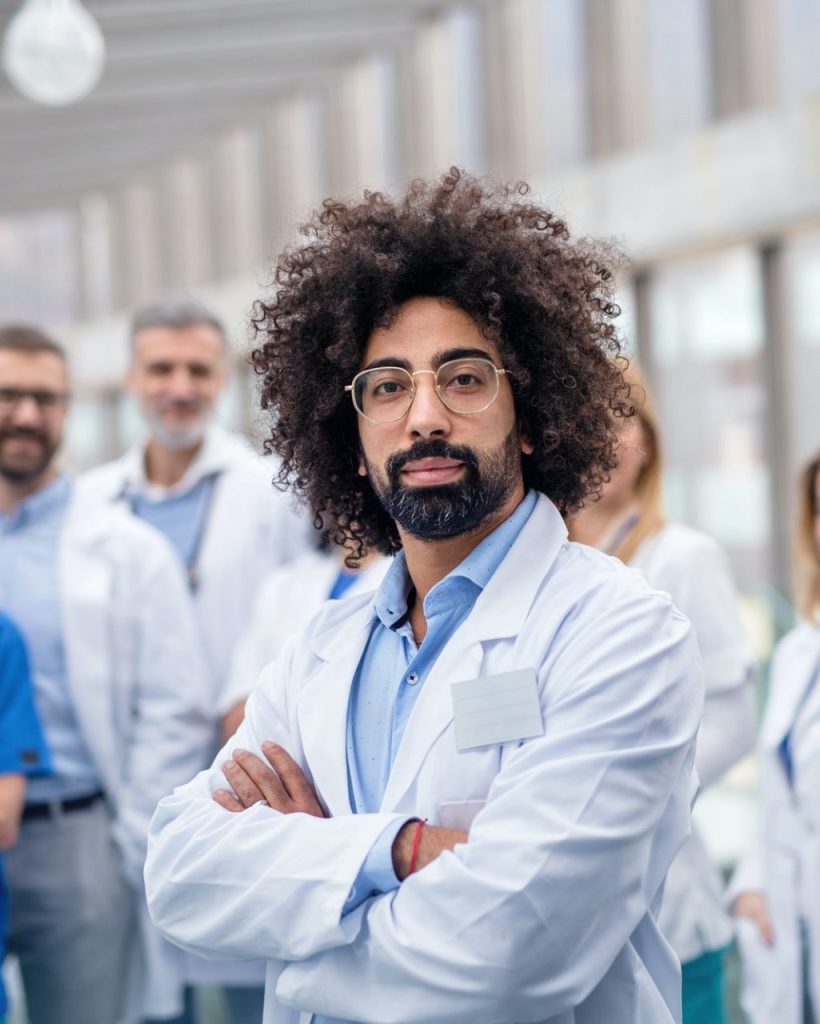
[369,433,520,540]
[0,428,57,484]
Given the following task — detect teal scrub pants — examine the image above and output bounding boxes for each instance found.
[681,946,729,1024]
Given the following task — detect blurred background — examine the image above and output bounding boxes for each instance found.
[1,2,820,1019]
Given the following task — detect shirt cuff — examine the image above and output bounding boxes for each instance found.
[341,816,412,916]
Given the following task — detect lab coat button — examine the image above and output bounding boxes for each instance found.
[407,672,419,685]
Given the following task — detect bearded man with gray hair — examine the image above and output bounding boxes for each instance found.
[81,298,310,1023]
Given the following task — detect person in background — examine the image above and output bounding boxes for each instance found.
[729,451,820,1024]
[0,325,211,1024]
[219,539,391,742]
[0,613,50,1024]
[568,362,756,1024]
[80,298,310,1022]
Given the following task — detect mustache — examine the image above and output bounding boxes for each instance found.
[0,426,48,444]
[154,396,205,414]
[386,439,479,488]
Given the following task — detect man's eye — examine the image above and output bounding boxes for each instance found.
[372,379,407,397]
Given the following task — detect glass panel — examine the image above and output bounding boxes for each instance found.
[649,247,769,592]
[646,0,711,139]
[0,210,81,323]
[784,231,820,470]
[537,0,588,168]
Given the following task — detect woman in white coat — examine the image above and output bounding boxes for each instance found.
[568,364,756,1024]
[730,451,820,1024]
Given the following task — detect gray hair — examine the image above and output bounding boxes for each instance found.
[130,297,228,350]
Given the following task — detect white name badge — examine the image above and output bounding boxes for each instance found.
[451,668,544,752]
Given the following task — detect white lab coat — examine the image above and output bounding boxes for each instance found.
[80,424,311,708]
[80,425,311,989]
[630,524,756,963]
[728,623,820,1024]
[219,550,391,712]
[61,480,213,1021]
[146,494,704,1024]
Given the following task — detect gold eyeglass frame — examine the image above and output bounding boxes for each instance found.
[344,357,511,424]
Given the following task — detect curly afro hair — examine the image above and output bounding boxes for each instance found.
[251,167,631,561]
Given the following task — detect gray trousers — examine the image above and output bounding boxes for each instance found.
[5,798,135,1024]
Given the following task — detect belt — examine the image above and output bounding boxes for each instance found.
[23,790,105,821]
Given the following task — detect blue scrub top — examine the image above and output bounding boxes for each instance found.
[0,612,51,1018]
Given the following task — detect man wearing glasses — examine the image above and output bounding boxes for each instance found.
[0,326,211,1024]
[147,169,703,1024]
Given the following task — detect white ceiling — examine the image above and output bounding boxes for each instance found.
[0,0,455,213]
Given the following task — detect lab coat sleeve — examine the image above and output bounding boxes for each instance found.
[275,594,703,1023]
[653,534,756,787]
[113,536,213,886]
[145,647,407,963]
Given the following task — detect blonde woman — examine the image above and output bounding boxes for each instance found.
[730,452,820,1024]
[569,364,756,1024]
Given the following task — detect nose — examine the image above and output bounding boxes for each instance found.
[166,367,196,399]
[11,394,44,426]
[404,371,451,440]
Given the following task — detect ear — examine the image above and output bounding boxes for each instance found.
[357,454,368,477]
[519,431,534,457]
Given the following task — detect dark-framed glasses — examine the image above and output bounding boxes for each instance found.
[0,388,72,414]
[345,357,511,424]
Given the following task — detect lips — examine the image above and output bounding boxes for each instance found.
[400,457,464,485]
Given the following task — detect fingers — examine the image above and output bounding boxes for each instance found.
[262,742,311,801]
[213,788,245,813]
[221,755,266,808]
[232,749,289,809]
[263,742,325,816]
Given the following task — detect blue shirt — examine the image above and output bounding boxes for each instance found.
[129,475,217,587]
[0,613,51,1018]
[316,490,537,1024]
[0,475,99,803]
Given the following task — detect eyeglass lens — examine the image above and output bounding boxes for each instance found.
[353,358,500,422]
[0,388,68,412]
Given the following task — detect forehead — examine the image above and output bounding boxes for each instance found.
[133,324,225,365]
[362,297,499,368]
[0,349,67,388]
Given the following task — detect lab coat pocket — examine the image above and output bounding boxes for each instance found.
[437,799,486,831]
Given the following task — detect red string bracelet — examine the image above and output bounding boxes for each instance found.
[407,819,426,876]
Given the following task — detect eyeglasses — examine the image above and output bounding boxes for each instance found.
[0,388,71,414]
[345,357,511,424]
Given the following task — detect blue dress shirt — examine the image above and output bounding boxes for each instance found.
[129,474,216,587]
[0,475,99,803]
[316,490,537,1024]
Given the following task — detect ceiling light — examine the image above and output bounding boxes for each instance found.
[3,0,106,106]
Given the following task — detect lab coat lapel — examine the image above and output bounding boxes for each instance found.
[381,494,568,812]
[298,604,374,815]
[761,626,820,747]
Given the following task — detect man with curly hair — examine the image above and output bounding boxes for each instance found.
[146,169,703,1024]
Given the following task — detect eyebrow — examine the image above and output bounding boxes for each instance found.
[361,346,496,373]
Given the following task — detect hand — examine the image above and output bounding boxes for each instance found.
[213,742,326,818]
[392,821,467,880]
[219,698,247,744]
[732,890,775,945]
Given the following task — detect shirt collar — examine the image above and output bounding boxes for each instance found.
[125,424,233,499]
[373,489,538,630]
[0,472,71,527]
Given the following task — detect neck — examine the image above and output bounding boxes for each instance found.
[568,497,639,551]
[144,437,203,488]
[0,464,59,516]
[401,483,526,641]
